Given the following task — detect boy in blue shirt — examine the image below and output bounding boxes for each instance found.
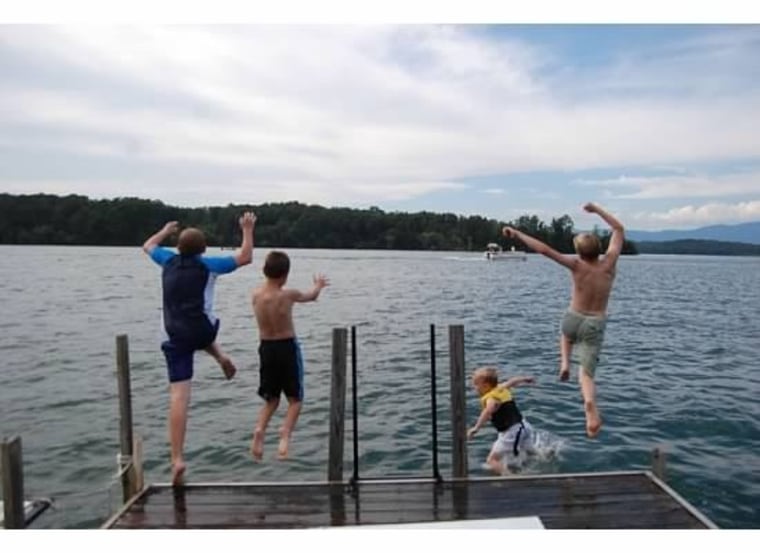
[143,212,255,485]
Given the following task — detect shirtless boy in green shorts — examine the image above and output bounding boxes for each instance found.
[502,202,624,438]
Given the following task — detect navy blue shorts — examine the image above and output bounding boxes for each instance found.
[161,319,220,383]
[258,338,304,401]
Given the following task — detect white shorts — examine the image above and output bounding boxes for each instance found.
[490,419,535,458]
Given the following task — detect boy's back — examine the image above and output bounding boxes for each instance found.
[569,256,618,316]
[253,283,297,340]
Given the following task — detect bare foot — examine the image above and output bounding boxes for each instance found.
[171,461,186,486]
[277,434,290,460]
[584,401,602,438]
[220,356,237,380]
[251,430,264,461]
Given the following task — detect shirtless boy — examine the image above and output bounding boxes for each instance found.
[250,250,329,460]
[502,202,624,438]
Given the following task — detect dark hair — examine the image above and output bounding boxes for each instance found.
[177,228,206,255]
[263,251,290,279]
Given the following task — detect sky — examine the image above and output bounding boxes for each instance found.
[1,3,759,230]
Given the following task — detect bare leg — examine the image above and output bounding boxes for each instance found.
[559,334,572,381]
[205,342,236,380]
[277,398,303,460]
[169,381,191,485]
[251,398,280,461]
[485,450,509,476]
[579,367,602,438]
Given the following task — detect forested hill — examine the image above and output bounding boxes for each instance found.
[0,193,637,254]
[636,239,760,256]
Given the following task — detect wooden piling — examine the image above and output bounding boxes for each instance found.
[448,325,468,478]
[133,433,144,495]
[116,334,138,502]
[328,327,348,482]
[350,325,360,484]
[429,324,441,482]
[1,435,24,529]
[652,447,667,481]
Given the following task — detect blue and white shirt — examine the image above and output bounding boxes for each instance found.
[150,247,237,345]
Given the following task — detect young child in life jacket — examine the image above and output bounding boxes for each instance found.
[467,366,536,475]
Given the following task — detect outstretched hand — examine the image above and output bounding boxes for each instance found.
[583,202,599,214]
[239,211,256,230]
[313,273,330,289]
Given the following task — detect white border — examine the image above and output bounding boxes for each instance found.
[0,0,758,24]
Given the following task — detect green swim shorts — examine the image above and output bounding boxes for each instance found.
[560,309,607,377]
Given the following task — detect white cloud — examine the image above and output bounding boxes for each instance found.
[631,200,760,227]
[483,188,505,195]
[575,171,760,200]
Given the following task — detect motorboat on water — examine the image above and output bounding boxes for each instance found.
[484,243,527,261]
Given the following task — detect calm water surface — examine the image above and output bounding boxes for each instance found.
[0,246,758,528]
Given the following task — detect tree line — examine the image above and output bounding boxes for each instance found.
[0,193,638,254]
[635,239,760,256]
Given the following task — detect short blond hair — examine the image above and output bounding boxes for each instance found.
[472,366,499,386]
[573,232,601,261]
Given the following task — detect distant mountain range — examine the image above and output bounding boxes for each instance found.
[625,221,760,245]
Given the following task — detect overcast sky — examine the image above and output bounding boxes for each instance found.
[1,20,759,229]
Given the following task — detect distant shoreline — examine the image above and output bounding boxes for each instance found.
[1,193,757,255]
[634,239,760,256]
[1,242,758,257]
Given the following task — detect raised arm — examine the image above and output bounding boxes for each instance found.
[233,212,256,267]
[499,375,536,389]
[288,273,330,303]
[142,221,179,254]
[503,226,577,270]
[584,203,624,262]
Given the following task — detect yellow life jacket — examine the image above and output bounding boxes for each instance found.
[480,386,522,432]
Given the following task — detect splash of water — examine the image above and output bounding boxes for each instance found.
[479,427,568,476]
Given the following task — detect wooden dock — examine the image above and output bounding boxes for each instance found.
[102,471,716,529]
[98,329,718,531]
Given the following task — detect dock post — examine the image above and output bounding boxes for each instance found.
[133,433,144,493]
[1,435,24,529]
[652,447,667,481]
[350,325,360,486]
[430,324,442,483]
[116,334,139,502]
[448,325,468,478]
[328,327,348,482]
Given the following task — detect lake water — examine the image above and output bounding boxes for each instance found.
[0,246,758,528]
